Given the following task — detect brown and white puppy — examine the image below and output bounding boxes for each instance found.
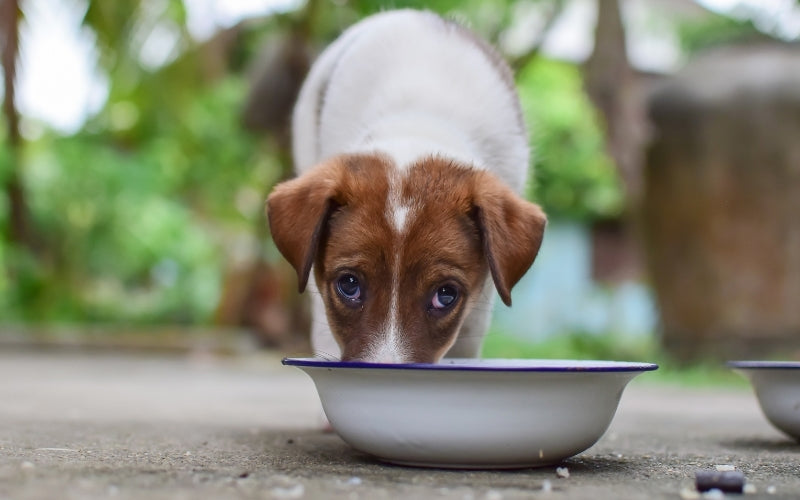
[267,10,546,363]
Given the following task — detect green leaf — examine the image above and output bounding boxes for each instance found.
[517,58,624,220]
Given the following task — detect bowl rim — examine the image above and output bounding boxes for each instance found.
[727,360,800,370]
[282,357,659,373]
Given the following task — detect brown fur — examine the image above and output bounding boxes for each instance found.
[267,153,546,362]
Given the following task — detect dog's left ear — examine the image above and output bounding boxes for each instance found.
[472,172,547,306]
[266,161,342,293]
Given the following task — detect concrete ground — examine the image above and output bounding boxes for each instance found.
[1,349,799,500]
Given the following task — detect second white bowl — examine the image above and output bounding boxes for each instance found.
[729,361,800,441]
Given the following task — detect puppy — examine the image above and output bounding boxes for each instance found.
[267,10,546,363]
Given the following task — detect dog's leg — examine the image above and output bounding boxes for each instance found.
[446,276,495,358]
[305,277,338,431]
[307,277,342,361]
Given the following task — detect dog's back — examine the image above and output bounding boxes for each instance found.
[292,10,529,192]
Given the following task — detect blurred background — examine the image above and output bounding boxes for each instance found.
[1,0,799,376]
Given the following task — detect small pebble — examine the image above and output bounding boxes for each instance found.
[484,489,503,500]
[345,476,362,486]
[679,487,700,499]
[555,467,570,479]
[541,479,552,493]
[715,465,735,472]
[767,485,777,494]
[743,484,757,494]
[20,461,35,470]
[695,470,745,493]
[270,484,305,499]
[702,489,725,499]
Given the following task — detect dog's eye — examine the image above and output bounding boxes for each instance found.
[431,285,458,310]
[336,274,361,301]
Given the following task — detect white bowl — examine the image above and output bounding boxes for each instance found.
[283,358,657,468]
[728,361,800,440]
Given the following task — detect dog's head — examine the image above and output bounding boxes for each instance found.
[267,154,546,363]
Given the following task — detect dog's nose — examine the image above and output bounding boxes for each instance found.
[370,353,406,364]
[341,352,407,364]
[361,343,410,364]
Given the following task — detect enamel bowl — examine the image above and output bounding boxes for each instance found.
[283,358,657,468]
[728,361,800,440]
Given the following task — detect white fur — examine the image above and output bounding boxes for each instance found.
[391,204,410,233]
[385,167,415,234]
[292,10,529,362]
[293,10,528,188]
[368,257,411,363]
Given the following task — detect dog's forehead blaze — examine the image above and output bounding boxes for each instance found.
[325,156,482,276]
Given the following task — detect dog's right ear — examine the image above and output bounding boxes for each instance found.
[266,161,342,293]
[471,172,547,307]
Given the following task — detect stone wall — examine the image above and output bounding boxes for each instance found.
[644,43,800,360]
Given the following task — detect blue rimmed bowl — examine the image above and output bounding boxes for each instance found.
[728,361,800,440]
[283,358,658,468]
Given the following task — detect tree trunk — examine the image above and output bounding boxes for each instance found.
[1,0,33,250]
[583,0,646,204]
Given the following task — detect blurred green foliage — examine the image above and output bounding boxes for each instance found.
[678,12,770,54]
[518,58,624,220]
[1,78,283,322]
[481,330,748,387]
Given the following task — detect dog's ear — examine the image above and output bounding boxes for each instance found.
[266,161,342,293]
[472,173,547,306]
